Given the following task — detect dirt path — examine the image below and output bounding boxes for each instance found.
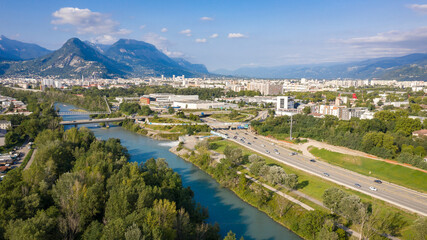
[24,148,37,170]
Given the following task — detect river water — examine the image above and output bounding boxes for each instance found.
[58,103,300,240]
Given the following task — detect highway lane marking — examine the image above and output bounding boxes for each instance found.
[222,131,427,216]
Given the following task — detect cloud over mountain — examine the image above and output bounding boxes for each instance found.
[51,7,131,44]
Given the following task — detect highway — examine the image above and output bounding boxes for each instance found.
[218,129,427,216]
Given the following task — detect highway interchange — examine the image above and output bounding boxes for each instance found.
[217,128,427,216]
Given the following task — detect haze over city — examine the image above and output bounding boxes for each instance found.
[2,0,427,70]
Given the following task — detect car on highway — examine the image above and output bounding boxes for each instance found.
[275,151,280,155]
[323,172,330,177]
[270,143,275,146]
[261,144,265,147]
[374,180,382,184]
[289,152,297,156]
[310,159,316,162]
[233,136,237,139]
[247,142,251,145]
[355,183,361,188]
[253,137,257,139]
[369,186,378,191]
[266,150,270,154]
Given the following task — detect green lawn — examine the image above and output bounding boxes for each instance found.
[210,139,419,238]
[309,147,427,193]
[210,113,248,122]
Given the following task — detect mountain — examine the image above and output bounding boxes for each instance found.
[84,41,111,54]
[105,39,207,77]
[0,35,52,60]
[214,53,427,80]
[172,58,209,74]
[1,38,130,78]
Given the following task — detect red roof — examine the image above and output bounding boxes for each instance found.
[413,129,427,136]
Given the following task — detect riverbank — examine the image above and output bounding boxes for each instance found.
[169,145,311,240]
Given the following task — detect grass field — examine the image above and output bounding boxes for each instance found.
[210,113,249,122]
[210,139,420,238]
[309,147,427,193]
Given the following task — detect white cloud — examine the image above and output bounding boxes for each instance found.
[180,29,192,37]
[407,4,427,14]
[161,27,168,33]
[51,7,130,43]
[228,33,247,38]
[195,38,207,43]
[142,32,184,58]
[92,35,117,44]
[333,26,427,58]
[139,25,146,30]
[209,33,218,38]
[200,16,214,21]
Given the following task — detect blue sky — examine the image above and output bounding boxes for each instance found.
[1,0,427,70]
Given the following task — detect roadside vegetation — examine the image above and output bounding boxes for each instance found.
[211,110,249,122]
[204,139,426,239]
[309,147,427,193]
[251,110,427,170]
[175,137,427,240]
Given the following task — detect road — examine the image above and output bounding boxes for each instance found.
[219,129,427,216]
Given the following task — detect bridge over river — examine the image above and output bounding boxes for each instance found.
[60,117,146,126]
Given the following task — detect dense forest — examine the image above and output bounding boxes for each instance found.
[0,127,220,239]
[251,110,427,169]
[0,88,222,239]
[0,87,108,111]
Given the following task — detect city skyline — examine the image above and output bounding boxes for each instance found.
[1,0,427,70]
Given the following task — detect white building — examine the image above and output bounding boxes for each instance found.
[276,96,294,111]
[0,120,11,130]
[172,100,237,110]
[146,94,199,102]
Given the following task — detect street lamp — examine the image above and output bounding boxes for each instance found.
[290,114,293,140]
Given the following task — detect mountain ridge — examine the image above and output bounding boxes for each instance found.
[0,35,52,60]
[0,37,210,78]
[0,38,130,78]
[214,53,427,80]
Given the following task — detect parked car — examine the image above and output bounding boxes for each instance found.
[369,186,378,191]
[374,180,382,184]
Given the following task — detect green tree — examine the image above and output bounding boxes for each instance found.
[299,210,327,239]
[224,231,237,240]
[168,106,175,114]
[303,106,311,115]
[413,217,427,240]
[323,188,347,213]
